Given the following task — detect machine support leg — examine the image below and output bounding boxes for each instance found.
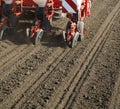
[77,21,84,37]
[63,31,66,42]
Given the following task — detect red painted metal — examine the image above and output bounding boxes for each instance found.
[53,0,62,9]
[85,0,91,16]
[0,17,8,29]
[30,20,41,38]
[23,0,36,6]
[67,22,77,41]
[79,0,91,21]
[0,0,91,47]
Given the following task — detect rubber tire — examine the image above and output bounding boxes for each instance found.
[0,29,4,40]
[26,28,31,44]
[37,29,43,40]
[32,29,43,45]
[78,35,84,41]
[70,32,79,48]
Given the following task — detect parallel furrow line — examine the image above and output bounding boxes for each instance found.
[44,2,120,109]
[0,45,27,67]
[0,44,42,81]
[0,47,71,108]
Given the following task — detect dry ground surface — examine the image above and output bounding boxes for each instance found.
[0,0,120,109]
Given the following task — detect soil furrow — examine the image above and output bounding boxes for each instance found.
[13,38,88,109]
[0,40,17,56]
[0,45,27,67]
[11,37,86,108]
[0,42,10,50]
[0,0,119,108]
[0,45,18,59]
[0,15,68,80]
[10,0,120,108]
[0,46,54,102]
[0,44,39,81]
[16,39,85,109]
[0,13,68,109]
[63,23,115,109]
[48,4,120,109]
[70,8,120,109]
[12,48,70,109]
[0,47,66,108]
[0,40,14,46]
[109,70,120,109]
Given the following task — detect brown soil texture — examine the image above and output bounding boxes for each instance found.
[0,0,120,109]
[69,9,120,109]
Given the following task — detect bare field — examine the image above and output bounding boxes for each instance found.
[0,0,120,109]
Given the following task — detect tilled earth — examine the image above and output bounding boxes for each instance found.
[0,0,120,109]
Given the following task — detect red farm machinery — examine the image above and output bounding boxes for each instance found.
[0,0,91,47]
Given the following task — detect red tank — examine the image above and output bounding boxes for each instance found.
[23,0,36,6]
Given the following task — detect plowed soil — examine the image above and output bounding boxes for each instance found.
[0,0,120,109]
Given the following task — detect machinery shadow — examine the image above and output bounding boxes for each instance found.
[1,11,35,45]
[41,26,67,48]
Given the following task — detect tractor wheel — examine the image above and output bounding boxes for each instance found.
[62,31,66,42]
[0,29,4,40]
[70,32,79,48]
[33,29,43,45]
[26,28,31,43]
[78,34,84,41]
[37,29,43,40]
